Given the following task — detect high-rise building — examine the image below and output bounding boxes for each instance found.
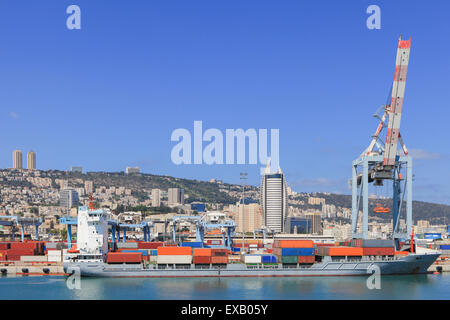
[260,162,288,233]
[236,203,263,233]
[168,188,184,205]
[84,181,94,195]
[305,212,323,235]
[152,189,161,207]
[60,189,79,209]
[12,150,23,169]
[27,150,36,170]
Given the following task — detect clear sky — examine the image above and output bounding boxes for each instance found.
[1,1,449,204]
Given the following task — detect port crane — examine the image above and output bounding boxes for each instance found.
[0,215,42,242]
[352,36,413,250]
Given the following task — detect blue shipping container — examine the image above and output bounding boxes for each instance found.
[150,250,158,256]
[232,247,241,252]
[281,248,315,256]
[261,255,277,263]
[440,245,450,250]
[121,249,148,256]
[180,242,202,247]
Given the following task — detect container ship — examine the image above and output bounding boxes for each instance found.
[63,206,441,278]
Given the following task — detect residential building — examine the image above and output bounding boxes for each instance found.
[168,188,184,205]
[60,189,79,209]
[27,150,36,170]
[12,150,22,169]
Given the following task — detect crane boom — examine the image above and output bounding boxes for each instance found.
[383,36,411,166]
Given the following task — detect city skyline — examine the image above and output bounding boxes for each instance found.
[2,1,450,205]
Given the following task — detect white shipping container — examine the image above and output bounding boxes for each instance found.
[48,250,62,256]
[20,256,48,262]
[47,256,62,262]
[157,255,192,264]
[240,255,262,264]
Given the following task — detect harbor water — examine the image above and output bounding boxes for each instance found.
[0,274,448,300]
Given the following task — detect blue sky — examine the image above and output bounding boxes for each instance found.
[1,1,450,204]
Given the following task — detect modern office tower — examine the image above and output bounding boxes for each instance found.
[126,167,140,174]
[236,203,263,233]
[27,150,36,170]
[260,162,288,233]
[60,188,79,209]
[168,188,184,205]
[84,181,94,195]
[12,150,23,169]
[152,189,161,207]
[305,212,323,235]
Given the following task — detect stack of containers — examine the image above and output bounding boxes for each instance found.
[211,249,228,264]
[193,248,212,264]
[7,242,39,261]
[157,246,192,265]
[240,254,261,264]
[120,249,149,262]
[351,239,395,256]
[273,240,315,265]
[107,252,142,264]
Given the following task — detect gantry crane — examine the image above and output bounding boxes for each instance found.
[352,36,413,250]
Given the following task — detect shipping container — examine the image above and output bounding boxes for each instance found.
[193,248,212,257]
[273,240,314,248]
[117,242,139,249]
[439,245,450,250]
[157,246,192,256]
[107,252,142,264]
[193,256,211,264]
[47,256,62,262]
[120,249,148,256]
[240,255,262,264]
[211,249,228,257]
[180,242,203,248]
[272,247,315,256]
[352,239,394,248]
[150,250,158,256]
[20,256,48,262]
[298,256,315,264]
[156,255,192,264]
[211,256,228,264]
[395,251,409,256]
[0,243,11,250]
[280,256,298,264]
[137,242,164,249]
[317,246,363,256]
[261,255,277,264]
[362,247,395,256]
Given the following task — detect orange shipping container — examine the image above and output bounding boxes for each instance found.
[211,256,228,264]
[193,248,212,257]
[395,251,409,256]
[273,240,314,248]
[157,246,192,256]
[326,247,363,256]
[298,256,315,264]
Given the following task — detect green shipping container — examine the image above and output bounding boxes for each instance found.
[281,256,298,264]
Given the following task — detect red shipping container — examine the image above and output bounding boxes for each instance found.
[0,243,10,250]
[6,255,21,261]
[137,242,164,249]
[107,252,142,264]
[7,248,36,256]
[298,256,315,264]
[193,256,211,264]
[10,242,37,250]
[211,256,228,264]
[362,247,395,256]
